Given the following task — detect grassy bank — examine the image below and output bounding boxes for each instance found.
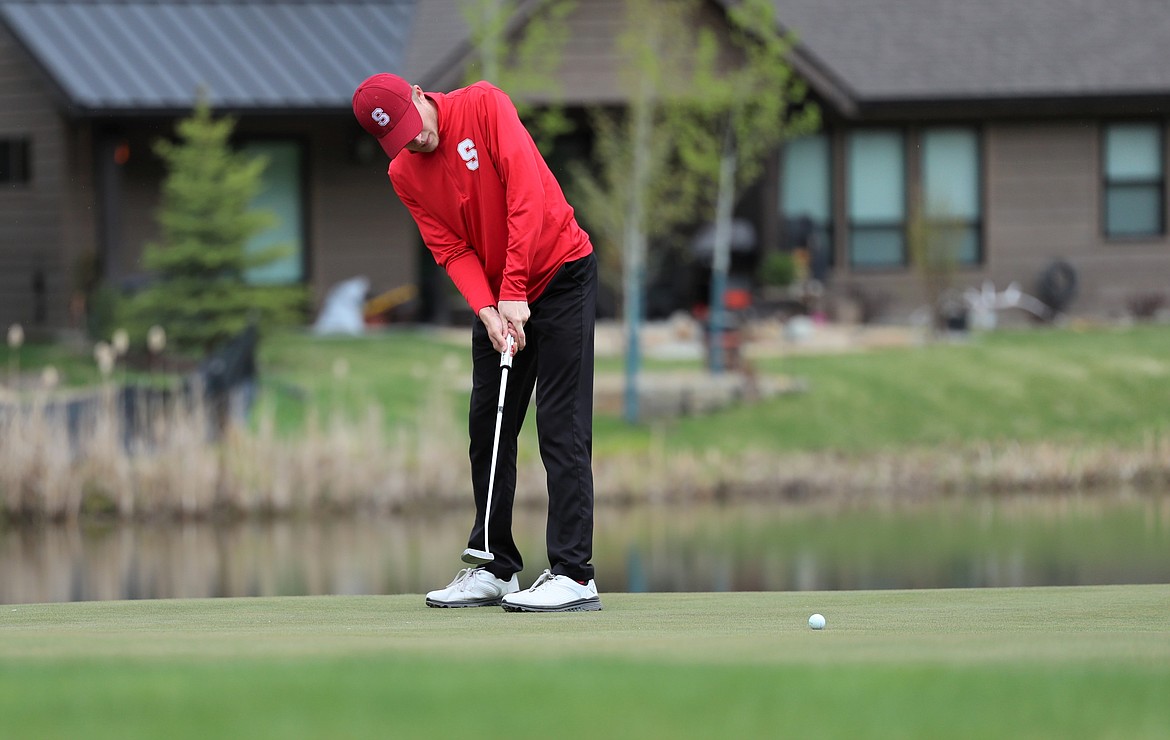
[255,322,1170,453]
[2,323,1169,518]
[254,321,1170,503]
[2,585,1168,738]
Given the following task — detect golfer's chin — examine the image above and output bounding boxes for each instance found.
[406,136,438,154]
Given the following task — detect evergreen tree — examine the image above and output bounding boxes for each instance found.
[127,94,305,353]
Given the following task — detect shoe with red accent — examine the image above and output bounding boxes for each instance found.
[501,570,602,612]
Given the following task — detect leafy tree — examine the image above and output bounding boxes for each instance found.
[570,0,817,418]
[667,0,819,371]
[568,0,698,422]
[908,200,965,334]
[127,94,305,353]
[461,0,576,153]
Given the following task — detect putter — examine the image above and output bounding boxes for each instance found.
[462,334,515,565]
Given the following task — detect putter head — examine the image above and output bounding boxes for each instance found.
[461,548,495,565]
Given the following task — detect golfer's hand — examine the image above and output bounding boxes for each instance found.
[477,306,510,353]
[497,300,530,351]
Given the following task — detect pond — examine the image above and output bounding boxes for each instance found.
[2,492,1168,604]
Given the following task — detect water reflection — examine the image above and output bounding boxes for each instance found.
[2,493,1168,604]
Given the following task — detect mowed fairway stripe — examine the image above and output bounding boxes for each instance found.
[1,585,1168,739]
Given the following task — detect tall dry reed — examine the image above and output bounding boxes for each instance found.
[4,376,1169,521]
[0,373,475,520]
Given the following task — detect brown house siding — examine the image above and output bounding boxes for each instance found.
[555,0,633,104]
[811,120,1170,320]
[301,120,420,305]
[985,123,1100,297]
[100,123,166,285]
[986,121,1170,316]
[0,22,76,333]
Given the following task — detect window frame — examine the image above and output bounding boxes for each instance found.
[919,126,984,267]
[0,137,33,186]
[779,132,835,266]
[1101,121,1166,241]
[238,136,310,286]
[846,127,908,271]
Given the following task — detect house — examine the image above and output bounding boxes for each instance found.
[766,0,1170,322]
[0,0,438,337]
[2,0,1168,339]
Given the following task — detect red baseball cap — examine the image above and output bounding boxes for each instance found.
[352,73,423,160]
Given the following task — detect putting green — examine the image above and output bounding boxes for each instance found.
[2,585,1168,738]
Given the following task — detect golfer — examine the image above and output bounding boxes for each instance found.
[353,73,601,612]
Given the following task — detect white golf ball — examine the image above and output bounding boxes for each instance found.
[808,613,826,630]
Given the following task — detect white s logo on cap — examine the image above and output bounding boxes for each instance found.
[371,107,391,127]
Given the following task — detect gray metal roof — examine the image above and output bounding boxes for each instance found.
[772,0,1170,104]
[8,0,1170,118]
[0,0,417,114]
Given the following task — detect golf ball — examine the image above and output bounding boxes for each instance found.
[808,613,826,630]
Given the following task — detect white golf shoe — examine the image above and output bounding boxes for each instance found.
[425,568,519,608]
[501,570,603,612]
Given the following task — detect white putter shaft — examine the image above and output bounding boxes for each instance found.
[462,334,515,565]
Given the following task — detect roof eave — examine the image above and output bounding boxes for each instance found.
[786,47,858,119]
[848,92,1170,122]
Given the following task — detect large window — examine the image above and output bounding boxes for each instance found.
[847,130,905,268]
[921,128,982,265]
[0,138,32,185]
[851,129,903,269]
[783,128,983,274]
[1103,123,1164,238]
[781,133,832,258]
[243,141,305,285]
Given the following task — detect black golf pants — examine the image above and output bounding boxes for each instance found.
[468,253,597,583]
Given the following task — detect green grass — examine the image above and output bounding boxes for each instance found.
[256,323,1170,458]
[3,341,108,387]
[10,323,1170,459]
[653,323,1170,455]
[254,327,474,433]
[1,585,1168,738]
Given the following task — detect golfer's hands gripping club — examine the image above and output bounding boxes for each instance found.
[497,300,529,351]
[478,300,529,354]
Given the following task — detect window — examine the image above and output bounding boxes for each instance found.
[242,141,305,285]
[921,128,982,265]
[848,130,905,268]
[0,139,32,184]
[781,134,832,259]
[1103,123,1164,238]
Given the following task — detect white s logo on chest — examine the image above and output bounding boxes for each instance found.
[457,138,480,171]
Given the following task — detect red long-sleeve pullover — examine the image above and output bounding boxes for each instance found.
[388,82,592,315]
